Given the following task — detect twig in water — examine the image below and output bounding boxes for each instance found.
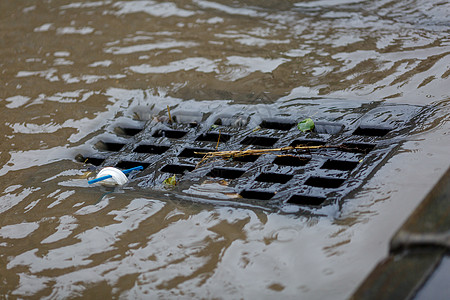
[167,105,173,124]
[215,130,221,150]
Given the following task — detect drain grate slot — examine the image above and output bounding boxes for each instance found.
[255,173,293,184]
[321,159,359,171]
[273,155,310,166]
[287,194,326,206]
[116,127,143,137]
[116,161,150,170]
[161,164,195,174]
[77,156,105,166]
[153,129,187,139]
[178,147,212,158]
[207,168,245,179]
[134,144,170,154]
[342,142,376,154]
[290,139,327,147]
[353,126,391,137]
[196,132,231,143]
[240,190,275,200]
[241,136,278,147]
[96,141,126,152]
[233,155,260,162]
[260,120,295,130]
[305,176,345,188]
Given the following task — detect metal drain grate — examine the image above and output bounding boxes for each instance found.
[76,102,424,212]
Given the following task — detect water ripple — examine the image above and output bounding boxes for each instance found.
[0,0,449,298]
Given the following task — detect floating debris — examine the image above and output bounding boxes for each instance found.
[163,174,177,186]
[88,166,143,185]
[297,118,315,132]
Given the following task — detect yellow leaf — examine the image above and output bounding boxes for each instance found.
[163,174,177,186]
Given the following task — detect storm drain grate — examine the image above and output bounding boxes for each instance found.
[76,101,424,213]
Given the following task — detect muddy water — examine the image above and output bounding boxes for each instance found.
[0,0,449,298]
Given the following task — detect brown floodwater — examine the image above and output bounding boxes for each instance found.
[0,0,449,298]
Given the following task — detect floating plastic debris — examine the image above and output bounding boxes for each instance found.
[88,166,143,185]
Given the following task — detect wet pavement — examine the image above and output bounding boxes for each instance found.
[352,166,450,300]
[0,0,449,299]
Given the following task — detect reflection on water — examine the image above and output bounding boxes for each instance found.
[0,0,449,298]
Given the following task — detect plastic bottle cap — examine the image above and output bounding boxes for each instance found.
[96,167,128,186]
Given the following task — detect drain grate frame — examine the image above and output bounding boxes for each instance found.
[76,101,425,213]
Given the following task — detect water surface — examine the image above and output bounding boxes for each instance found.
[0,0,449,298]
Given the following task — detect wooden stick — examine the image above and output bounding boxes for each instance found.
[196,145,332,157]
[215,130,221,150]
[167,105,173,124]
[194,144,340,167]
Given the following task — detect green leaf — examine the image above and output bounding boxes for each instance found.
[163,175,177,186]
[297,118,315,132]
